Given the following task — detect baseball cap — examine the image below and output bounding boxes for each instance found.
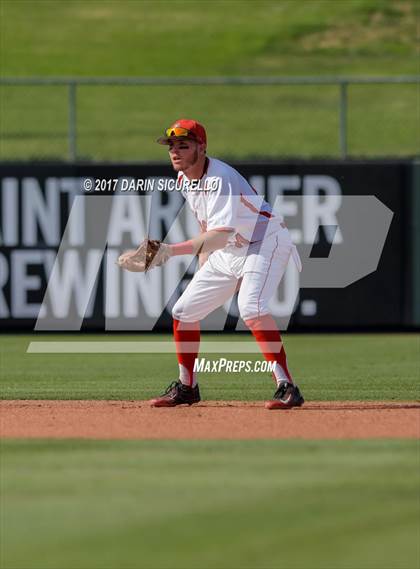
[157,119,207,146]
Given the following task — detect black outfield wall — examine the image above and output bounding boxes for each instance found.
[0,160,416,331]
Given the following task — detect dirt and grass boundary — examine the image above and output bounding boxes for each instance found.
[1,400,419,439]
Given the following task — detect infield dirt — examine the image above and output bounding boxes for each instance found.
[1,400,419,439]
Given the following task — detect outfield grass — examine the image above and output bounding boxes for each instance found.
[1,439,418,569]
[0,0,418,160]
[0,333,418,401]
[1,332,418,569]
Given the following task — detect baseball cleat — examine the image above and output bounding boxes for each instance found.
[265,381,305,410]
[150,380,201,407]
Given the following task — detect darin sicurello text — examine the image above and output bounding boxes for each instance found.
[118,177,221,192]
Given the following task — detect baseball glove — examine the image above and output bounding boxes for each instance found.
[117,239,172,272]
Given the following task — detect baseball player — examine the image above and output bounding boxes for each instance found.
[118,119,304,409]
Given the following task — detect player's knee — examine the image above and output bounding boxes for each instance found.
[238,291,272,321]
[172,299,196,322]
[172,299,185,321]
[238,300,261,322]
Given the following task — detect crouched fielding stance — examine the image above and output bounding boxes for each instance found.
[118,119,304,410]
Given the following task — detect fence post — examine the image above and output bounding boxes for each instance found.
[339,82,348,159]
[411,160,420,326]
[68,82,77,161]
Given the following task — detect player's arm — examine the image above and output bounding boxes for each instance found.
[117,230,232,273]
[198,251,209,268]
[198,224,210,268]
[170,228,233,258]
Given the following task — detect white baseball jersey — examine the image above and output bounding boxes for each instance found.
[178,157,284,249]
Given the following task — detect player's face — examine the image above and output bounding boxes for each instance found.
[168,139,202,172]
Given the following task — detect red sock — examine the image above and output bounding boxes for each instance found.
[244,314,293,384]
[173,318,200,387]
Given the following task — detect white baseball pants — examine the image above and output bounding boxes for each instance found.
[172,227,299,323]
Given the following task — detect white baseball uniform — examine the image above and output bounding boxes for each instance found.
[172,157,301,323]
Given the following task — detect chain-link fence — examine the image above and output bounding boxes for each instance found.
[0,76,419,161]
